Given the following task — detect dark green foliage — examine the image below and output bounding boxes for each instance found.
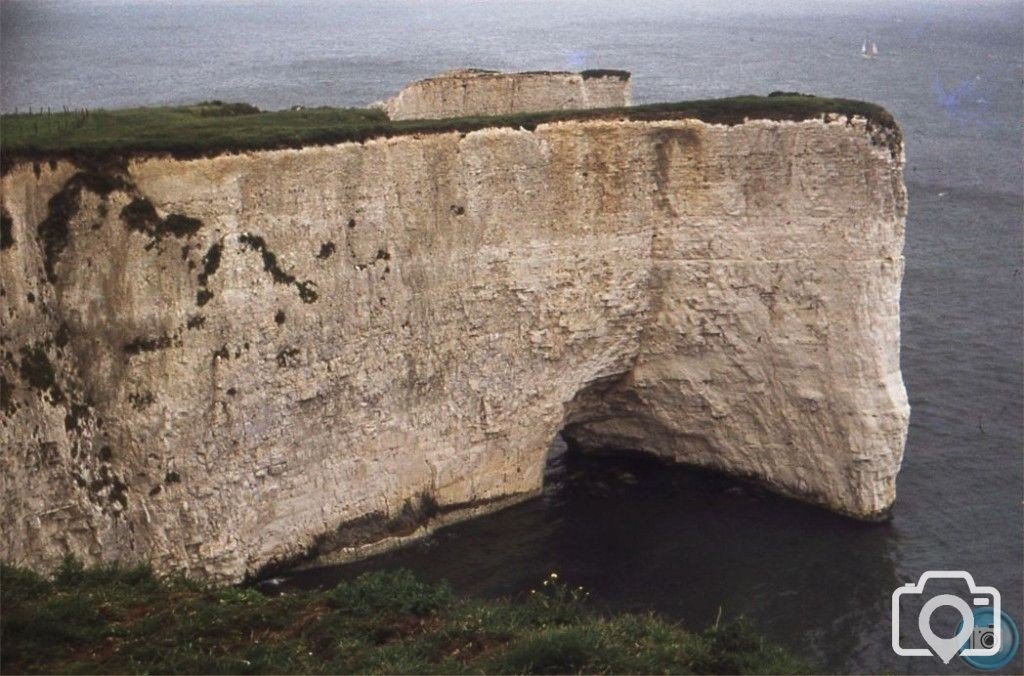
[186,101,262,117]
[579,69,631,81]
[0,562,807,674]
[691,619,801,675]
[323,569,453,617]
[0,95,898,169]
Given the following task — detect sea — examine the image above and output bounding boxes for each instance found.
[2,1,1021,672]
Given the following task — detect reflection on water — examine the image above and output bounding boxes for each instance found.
[281,439,902,672]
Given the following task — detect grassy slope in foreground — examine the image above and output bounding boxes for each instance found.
[0,562,806,674]
[0,94,897,165]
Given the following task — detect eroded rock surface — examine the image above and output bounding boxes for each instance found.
[0,116,908,581]
[382,69,631,120]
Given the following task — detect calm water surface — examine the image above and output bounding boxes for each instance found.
[2,1,1021,672]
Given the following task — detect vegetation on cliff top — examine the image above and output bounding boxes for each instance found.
[0,94,897,167]
[579,69,632,81]
[1,560,806,674]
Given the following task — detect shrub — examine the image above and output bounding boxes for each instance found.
[325,569,454,617]
[0,562,807,674]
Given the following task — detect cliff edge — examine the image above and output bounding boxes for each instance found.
[0,105,909,581]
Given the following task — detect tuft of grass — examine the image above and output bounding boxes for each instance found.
[0,563,807,674]
[0,94,898,170]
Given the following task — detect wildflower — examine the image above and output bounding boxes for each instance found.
[549,572,558,579]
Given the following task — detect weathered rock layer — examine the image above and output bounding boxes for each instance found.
[0,116,908,581]
[382,69,631,120]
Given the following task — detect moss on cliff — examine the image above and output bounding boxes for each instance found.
[120,196,204,248]
[36,164,127,282]
[238,233,320,303]
[0,94,898,170]
[0,561,806,674]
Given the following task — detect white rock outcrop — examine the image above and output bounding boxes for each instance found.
[382,69,631,120]
[0,115,909,582]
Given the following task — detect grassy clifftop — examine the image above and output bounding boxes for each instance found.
[1,561,805,674]
[0,94,897,167]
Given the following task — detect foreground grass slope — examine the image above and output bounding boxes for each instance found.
[0,94,896,164]
[1,561,805,674]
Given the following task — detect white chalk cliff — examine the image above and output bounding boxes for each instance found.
[0,113,909,582]
[382,69,631,120]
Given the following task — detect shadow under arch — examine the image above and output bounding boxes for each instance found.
[555,369,716,482]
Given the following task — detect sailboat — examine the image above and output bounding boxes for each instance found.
[861,39,878,59]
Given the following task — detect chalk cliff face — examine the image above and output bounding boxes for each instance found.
[382,69,631,120]
[0,116,908,581]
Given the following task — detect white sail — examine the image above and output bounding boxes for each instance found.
[870,41,878,56]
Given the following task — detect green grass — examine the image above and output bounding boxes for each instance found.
[1,561,808,674]
[0,95,898,167]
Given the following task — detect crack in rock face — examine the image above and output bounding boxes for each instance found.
[0,115,908,582]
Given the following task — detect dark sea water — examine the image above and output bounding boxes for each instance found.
[2,1,1021,673]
